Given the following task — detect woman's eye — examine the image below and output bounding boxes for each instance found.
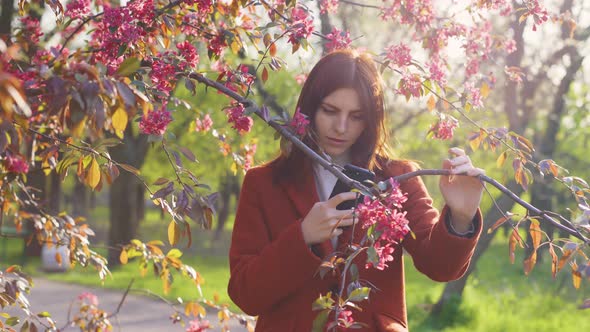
[351,114,365,121]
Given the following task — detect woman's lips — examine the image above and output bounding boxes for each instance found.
[327,137,347,145]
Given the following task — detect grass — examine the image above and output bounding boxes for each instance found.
[3,218,590,331]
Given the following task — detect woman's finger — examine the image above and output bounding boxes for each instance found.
[326,192,358,208]
[449,147,465,157]
[449,155,470,167]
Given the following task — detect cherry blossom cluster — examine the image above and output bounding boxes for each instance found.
[288,108,310,136]
[185,319,211,332]
[325,28,352,53]
[65,0,92,21]
[287,6,314,45]
[2,154,30,174]
[194,114,213,133]
[429,116,458,140]
[356,179,410,270]
[139,108,173,136]
[90,0,156,73]
[320,0,340,15]
[225,104,253,134]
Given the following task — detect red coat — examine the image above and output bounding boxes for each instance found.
[228,159,482,331]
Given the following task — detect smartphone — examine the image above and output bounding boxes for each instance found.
[329,164,375,210]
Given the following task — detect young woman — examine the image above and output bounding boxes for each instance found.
[228,49,484,331]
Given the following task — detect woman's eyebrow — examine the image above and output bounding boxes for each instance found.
[321,101,362,112]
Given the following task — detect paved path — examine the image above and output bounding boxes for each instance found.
[3,278,250,331]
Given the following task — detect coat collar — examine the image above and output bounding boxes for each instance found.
[278,158,334,257]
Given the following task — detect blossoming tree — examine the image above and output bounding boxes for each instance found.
[1,0,590,331]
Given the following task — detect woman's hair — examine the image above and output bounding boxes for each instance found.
[272,49,394,183]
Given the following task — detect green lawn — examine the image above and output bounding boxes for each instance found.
[2,227,589,331]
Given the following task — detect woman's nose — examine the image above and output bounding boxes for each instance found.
[334,116,348,134]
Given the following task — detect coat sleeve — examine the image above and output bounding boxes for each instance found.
[396,162,483,282]
[227,168,323,316]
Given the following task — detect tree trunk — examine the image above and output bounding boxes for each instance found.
[0,0,14,43]
[214,171,240,241]
[72,180,88,218]
[107,128,148,266]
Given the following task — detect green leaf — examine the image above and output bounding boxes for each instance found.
[347,287,371,302]
[311,310,330,332]
[116,57,141,77]
[6,316,20,326]
[36,312,51,318]
[167,248,183,259]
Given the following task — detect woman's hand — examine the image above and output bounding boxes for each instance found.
[439,147,485,233]
[301,192,358,245]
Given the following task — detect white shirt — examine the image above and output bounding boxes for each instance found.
[312,153,351,248]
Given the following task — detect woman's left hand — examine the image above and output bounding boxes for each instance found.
[439,147,485,232]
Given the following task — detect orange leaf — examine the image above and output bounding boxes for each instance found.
[549,244,558,279]
[529,221,542,251]
[55,252,62,266]
[427,95,436,112]
[509,229,518,264]
[119,250,128,264]
[269,43,277,57]
[185,223,192,249]
[523,252,536,275]
[488,213,513,234]
[262,67,268,83]
[572,268,582,289]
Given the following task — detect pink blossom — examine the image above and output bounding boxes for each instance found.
[320,0,339,14]
[139,108,173,136]
[186,319,211,332]
[177,41,200,69]
[504,39,517,54]
[295,73,307,85]
[325,28,352,53]
[243,143,257,171]
[504,66,525,85]
[337,309,355,326]
[207,33,227,58]
[385,43,412,67]
[356,187,410,270]
[19,16,43,44]
[195,114,213,132]
[66,0,91,20]
[287,7,314,45]
[3,155,29,174]
[150,56,177,96]
[397,73,422,99]
[77,292,99,306]
[429,117,458,140]
[427,58,447,86]
[226,105,253,134]
[465,58,480,78]
[464,82,484,109]
[289,108,310,136]
[525,0,549,31]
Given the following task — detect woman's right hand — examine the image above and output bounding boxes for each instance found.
[301,192,358,245]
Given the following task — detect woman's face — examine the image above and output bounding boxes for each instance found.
[313,88,366,159]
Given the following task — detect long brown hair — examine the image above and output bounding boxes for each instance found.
[272,49,394,183]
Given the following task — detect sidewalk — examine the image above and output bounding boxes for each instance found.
[3,278,250,331]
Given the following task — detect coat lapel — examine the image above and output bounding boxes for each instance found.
[279,160,333,258]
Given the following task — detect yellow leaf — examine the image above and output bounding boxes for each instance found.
[427,95,436,112]
[523,252,536,275]
[71,116,87,138]
[168,220,180,246]
[497,151,507,168]
[119,250,128,264]
[55,252,62,266]
[230,162,238,176]
[87,158,101,189]
[481,82,490,98]
[112,107,128,139]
